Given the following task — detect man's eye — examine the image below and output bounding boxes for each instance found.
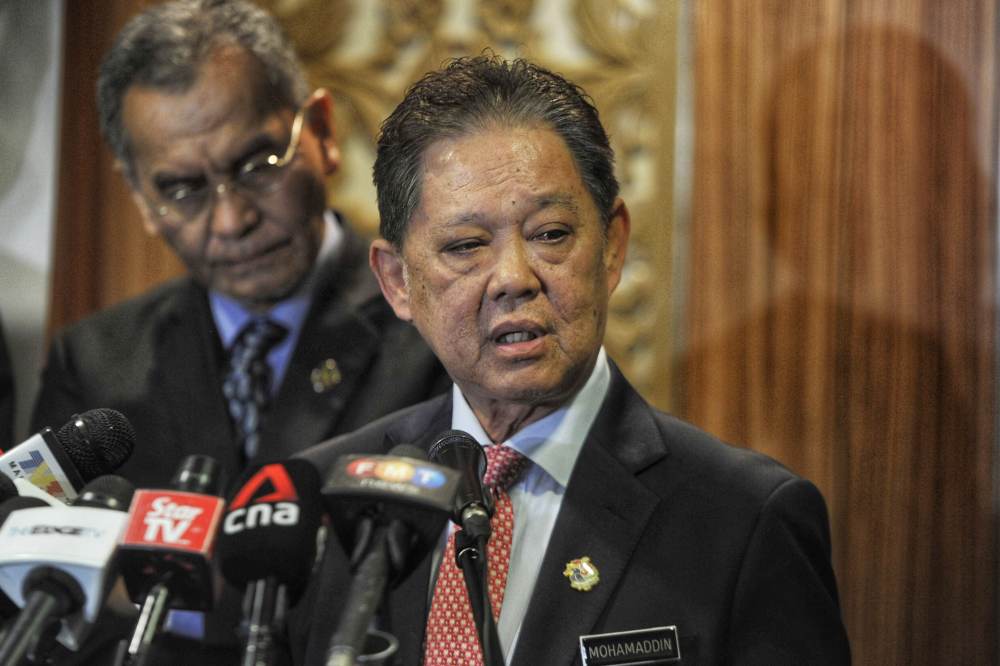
[534,228,570,242]
[444,239,485,254]
[237,156,281,190]
[160,180,205,203]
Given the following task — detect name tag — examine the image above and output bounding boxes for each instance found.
[579,625,681,665]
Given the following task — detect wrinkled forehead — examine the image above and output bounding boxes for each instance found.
[416,126,587,209]
[121,45,283,169]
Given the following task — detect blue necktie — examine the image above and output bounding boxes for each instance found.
[222,318,287,461]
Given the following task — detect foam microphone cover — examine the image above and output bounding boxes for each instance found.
[56,409,135,480]
[171,453,225,495]
[73,475,135,511]
[217,459,323,598]
[428,430,490,524]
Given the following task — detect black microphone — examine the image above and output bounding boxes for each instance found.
[0,409,135,504]
[428,430,504,666]
[115,455,226,666]
[0,475,135,663]
[217,459,323,666]
[322,445,460,666]
[428,430,492,539]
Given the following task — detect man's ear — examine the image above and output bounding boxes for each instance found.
[369,238,412,322]
[304,88,341,175]
[603,197,631,295]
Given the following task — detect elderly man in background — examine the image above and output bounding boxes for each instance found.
[33,0,446,499]
[296,55,851,665]
[31,0,445,661]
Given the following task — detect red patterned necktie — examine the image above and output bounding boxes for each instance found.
[423,444,530,666]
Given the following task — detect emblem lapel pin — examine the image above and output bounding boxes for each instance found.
[564,556,600,591]
[311,358,342,393]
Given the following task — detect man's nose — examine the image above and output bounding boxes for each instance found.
[209,182,257,237]
[487,238,541,303]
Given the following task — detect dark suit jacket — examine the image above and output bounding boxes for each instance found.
[31,223,448,489]
[294,363,851,665]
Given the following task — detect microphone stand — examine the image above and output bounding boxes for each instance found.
[242,578,281,666]
[113,582,170,666]
[454,531,504,666]
[326,523,398,666]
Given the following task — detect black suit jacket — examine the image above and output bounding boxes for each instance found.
[295,363,850,665]
[31,222,448,489]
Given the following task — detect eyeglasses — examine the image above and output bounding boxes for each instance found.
[148,106,306,222]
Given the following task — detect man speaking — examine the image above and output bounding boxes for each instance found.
[297,55,851,665]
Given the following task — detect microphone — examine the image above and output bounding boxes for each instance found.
[0,494,49,624]
[0,409,135,503]
[428,430,492,539]
[217,459,323,666]
[428,431,503,666]
[0,475,135,662]
[322,445,460,666]
[115,455,225,665]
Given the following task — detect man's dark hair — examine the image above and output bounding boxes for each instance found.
[374,54,619,247]
[97,0,309,182]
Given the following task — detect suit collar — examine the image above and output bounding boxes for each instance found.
[510,363,668,666]
[452,348,613,488]
[262,223,385,460]
[379,365,670,666]
[156,220,389,468]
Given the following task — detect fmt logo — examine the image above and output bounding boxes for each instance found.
[223,464,301,534]
[142,496,204,545]
[346,458,447,489]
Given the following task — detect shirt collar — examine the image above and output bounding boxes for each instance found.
[210,211,342,348]
[450,347,611,488]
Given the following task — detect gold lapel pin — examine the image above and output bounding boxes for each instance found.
[311,358,342,393]
[564,556,600,591]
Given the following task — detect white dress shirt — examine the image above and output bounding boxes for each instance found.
[450,347,611,661]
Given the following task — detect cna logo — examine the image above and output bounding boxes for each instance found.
[223,464,301,535]
[122,491,222,551]
[346,458,447,489]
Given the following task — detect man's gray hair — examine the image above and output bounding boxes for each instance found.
[97,0,309,182]
[373,54,619,248]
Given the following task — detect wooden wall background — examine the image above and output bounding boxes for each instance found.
[52,1,998,664]
[683,1,998,664]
